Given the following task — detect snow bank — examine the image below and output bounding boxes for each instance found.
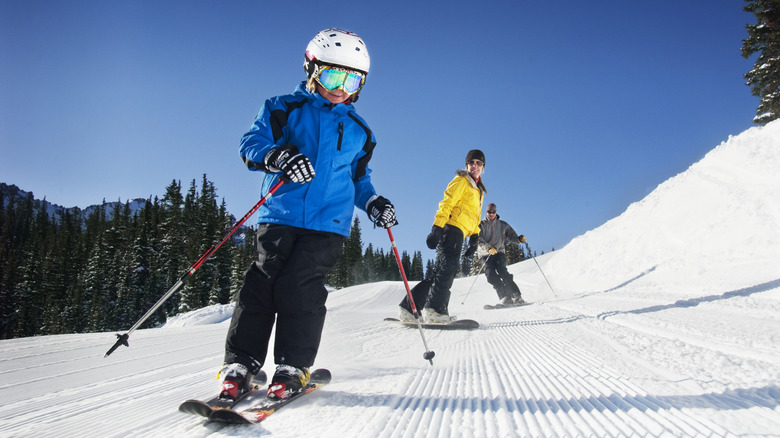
[547,120,780,293]
[161,303,235,328]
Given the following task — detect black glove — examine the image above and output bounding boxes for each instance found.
[463,235,478,257]
[366,195,397,228]
[426,225,443,249]
[264,144,315,183]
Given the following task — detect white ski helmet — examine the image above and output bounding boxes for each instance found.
[304,28,370,77]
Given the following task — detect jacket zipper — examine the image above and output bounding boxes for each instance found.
[337,122,343,151]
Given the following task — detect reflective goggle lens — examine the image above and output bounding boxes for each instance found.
[316,67,365,94]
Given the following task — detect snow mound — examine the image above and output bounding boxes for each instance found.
[161,303,235,328]
[547,120,780,293]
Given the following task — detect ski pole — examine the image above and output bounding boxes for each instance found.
[104,178,286,358]
[386,228,435,365]
[461,254,490,305]
[524,242,557,298]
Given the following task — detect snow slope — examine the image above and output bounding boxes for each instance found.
[1,121,779,437]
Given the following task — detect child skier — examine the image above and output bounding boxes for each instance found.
[219,28,396,401]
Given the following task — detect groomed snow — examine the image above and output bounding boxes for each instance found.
[1,121,779,437]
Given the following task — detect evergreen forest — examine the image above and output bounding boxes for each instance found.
[0,178,537,340]
[0,178,434,340]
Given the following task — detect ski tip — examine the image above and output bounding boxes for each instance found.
[310,368,331,384]
[209,409,252,424]
[179,400,214,418]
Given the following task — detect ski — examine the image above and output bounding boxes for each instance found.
[483,302,531,310]
[179,370,267,418]
[384,317,479,330]
[208,368,331,424]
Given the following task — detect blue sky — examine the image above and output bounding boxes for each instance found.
[0,0,759,261]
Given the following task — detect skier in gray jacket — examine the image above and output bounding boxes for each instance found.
[475,203,526,306]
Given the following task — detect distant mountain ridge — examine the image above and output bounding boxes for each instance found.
[0,182,147,222]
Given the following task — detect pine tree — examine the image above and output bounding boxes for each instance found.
[229,226,256,301]
[180,176,219,313]
[469,255,485,276]
[326,217,362,289]
[344,217,364,286]
[0,188,8,337]
[363,243,377,283]
[178,179,202,313]
[425,259,435,280]
[143,196,165,326]
[158,180,186,316]
[411,251,424,281]
[506,241,523,265]
[371,247,386,281]
[81,203,113,332]
[121,198,161,329]
[14,195,53,337]
[210,200,235,305]
[374,248,387,281]
[328,246,347,288]
[100,201,132,331]
[40,208,82,335]
[382,248,400,281]
[0,189,28,339]
[67,204,101,333]
[742,0,780,124]
[523,242,534,261]
[401,251,412,281]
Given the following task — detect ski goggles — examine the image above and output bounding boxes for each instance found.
[315,65,366,94]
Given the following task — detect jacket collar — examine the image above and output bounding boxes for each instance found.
[456,169,477,187]
[456,169,487,194]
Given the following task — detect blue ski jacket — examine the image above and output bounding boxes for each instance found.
[239,82,378,237]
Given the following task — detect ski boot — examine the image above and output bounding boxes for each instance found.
[267,365,310,401]
[398,306,416,322]
[422,307,455,324]
[218,363,255,401]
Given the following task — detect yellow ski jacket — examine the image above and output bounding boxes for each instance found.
[432,169,486,237]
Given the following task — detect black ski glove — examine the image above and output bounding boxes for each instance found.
[264,144,315,184]
[463,234,478,257]
[426,225,444,249]
[366,195,397,228]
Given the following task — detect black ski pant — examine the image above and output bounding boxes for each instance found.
[425,225,464,315]
[399,279,433,313]
[484,252,521,300]
[224,224,344,374]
